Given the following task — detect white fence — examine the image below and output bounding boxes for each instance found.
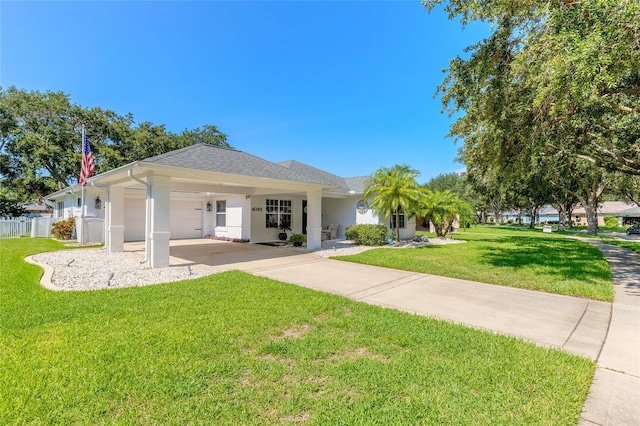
[0,217,33,238]
[77,217,105,245]
[1,216,104,244]
[31,217,59,238]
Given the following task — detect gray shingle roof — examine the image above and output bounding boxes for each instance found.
[277,160,369,195]
[344,176,369,194]
[140,144,329,185]
[617,205,640,216]
[277,160,349,193]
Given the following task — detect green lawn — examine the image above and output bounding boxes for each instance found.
[335,226,613,301]
[1,238,594,424]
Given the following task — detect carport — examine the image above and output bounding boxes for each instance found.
[86,144,335,268]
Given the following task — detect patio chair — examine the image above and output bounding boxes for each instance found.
[321,224,339,240]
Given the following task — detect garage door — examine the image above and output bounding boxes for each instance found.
[171,201,202,239]
[124,199,202,241]
[124,198,145,242]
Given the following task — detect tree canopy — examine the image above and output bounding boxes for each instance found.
[423,0,640,234]
[0,86,230,202]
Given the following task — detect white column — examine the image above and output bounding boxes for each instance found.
[242,195,252,241]
[107,186,125,252]
[148,175,171,268]
[306,190,322,250]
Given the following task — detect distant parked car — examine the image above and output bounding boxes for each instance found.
[626,224,640,235]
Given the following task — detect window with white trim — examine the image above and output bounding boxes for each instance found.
[57,201,64,218]
[216,200,226,227]
[266,199,291,229]
[390,207,406,229]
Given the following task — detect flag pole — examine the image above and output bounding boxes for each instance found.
[81,125,85,218]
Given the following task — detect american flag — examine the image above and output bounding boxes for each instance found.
[79,134,95,186]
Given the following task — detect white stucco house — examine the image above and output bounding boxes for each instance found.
[46,144,416,268]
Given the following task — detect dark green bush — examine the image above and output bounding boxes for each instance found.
[603,216,618,227]
[288,233,305,246]
[52,217,76,240]
[344,224,388,246]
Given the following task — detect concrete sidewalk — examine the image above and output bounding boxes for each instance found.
[191,241,638,426]
[578,241,640,426]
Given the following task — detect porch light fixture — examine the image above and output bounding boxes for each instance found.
[206,201,212,212]
[95,196,102,209]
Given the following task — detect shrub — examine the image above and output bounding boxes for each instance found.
[603,216,618,227]
[288,233,305,246]
[344,224,388,246]
[52,217,76,240]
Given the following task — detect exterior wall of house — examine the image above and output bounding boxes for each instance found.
[52,189,105,220]
[53,189,419,244]
[249,194,307,242]
[574,213,617,226]
[502,212,533,223]
[247,194,393,242]
[322,196,359,238]
[324,195,416,240]
[206,195,250,240]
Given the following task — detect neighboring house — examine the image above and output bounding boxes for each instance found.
[46,144,416,268]
[572,201,635,226]
[538,206,559,223]
[615,205,640,226]
[20,202,53,217]
[501,210,533,224]
[483,202,635,226]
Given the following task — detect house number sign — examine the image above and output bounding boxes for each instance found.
[252,207,263,212]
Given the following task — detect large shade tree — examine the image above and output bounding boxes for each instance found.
[0,86,230,202]
[364,164,424,242]
[0,87,119,198]
[422,0,638,234]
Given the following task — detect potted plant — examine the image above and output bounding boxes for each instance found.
[289,233,305,247]
[278,220,291,241]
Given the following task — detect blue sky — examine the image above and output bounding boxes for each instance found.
[1,1,487,183]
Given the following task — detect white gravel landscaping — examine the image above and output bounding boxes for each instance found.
[31,249,214,291]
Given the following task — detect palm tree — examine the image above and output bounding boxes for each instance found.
[364,164,423,242]
[418,190,475,237]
